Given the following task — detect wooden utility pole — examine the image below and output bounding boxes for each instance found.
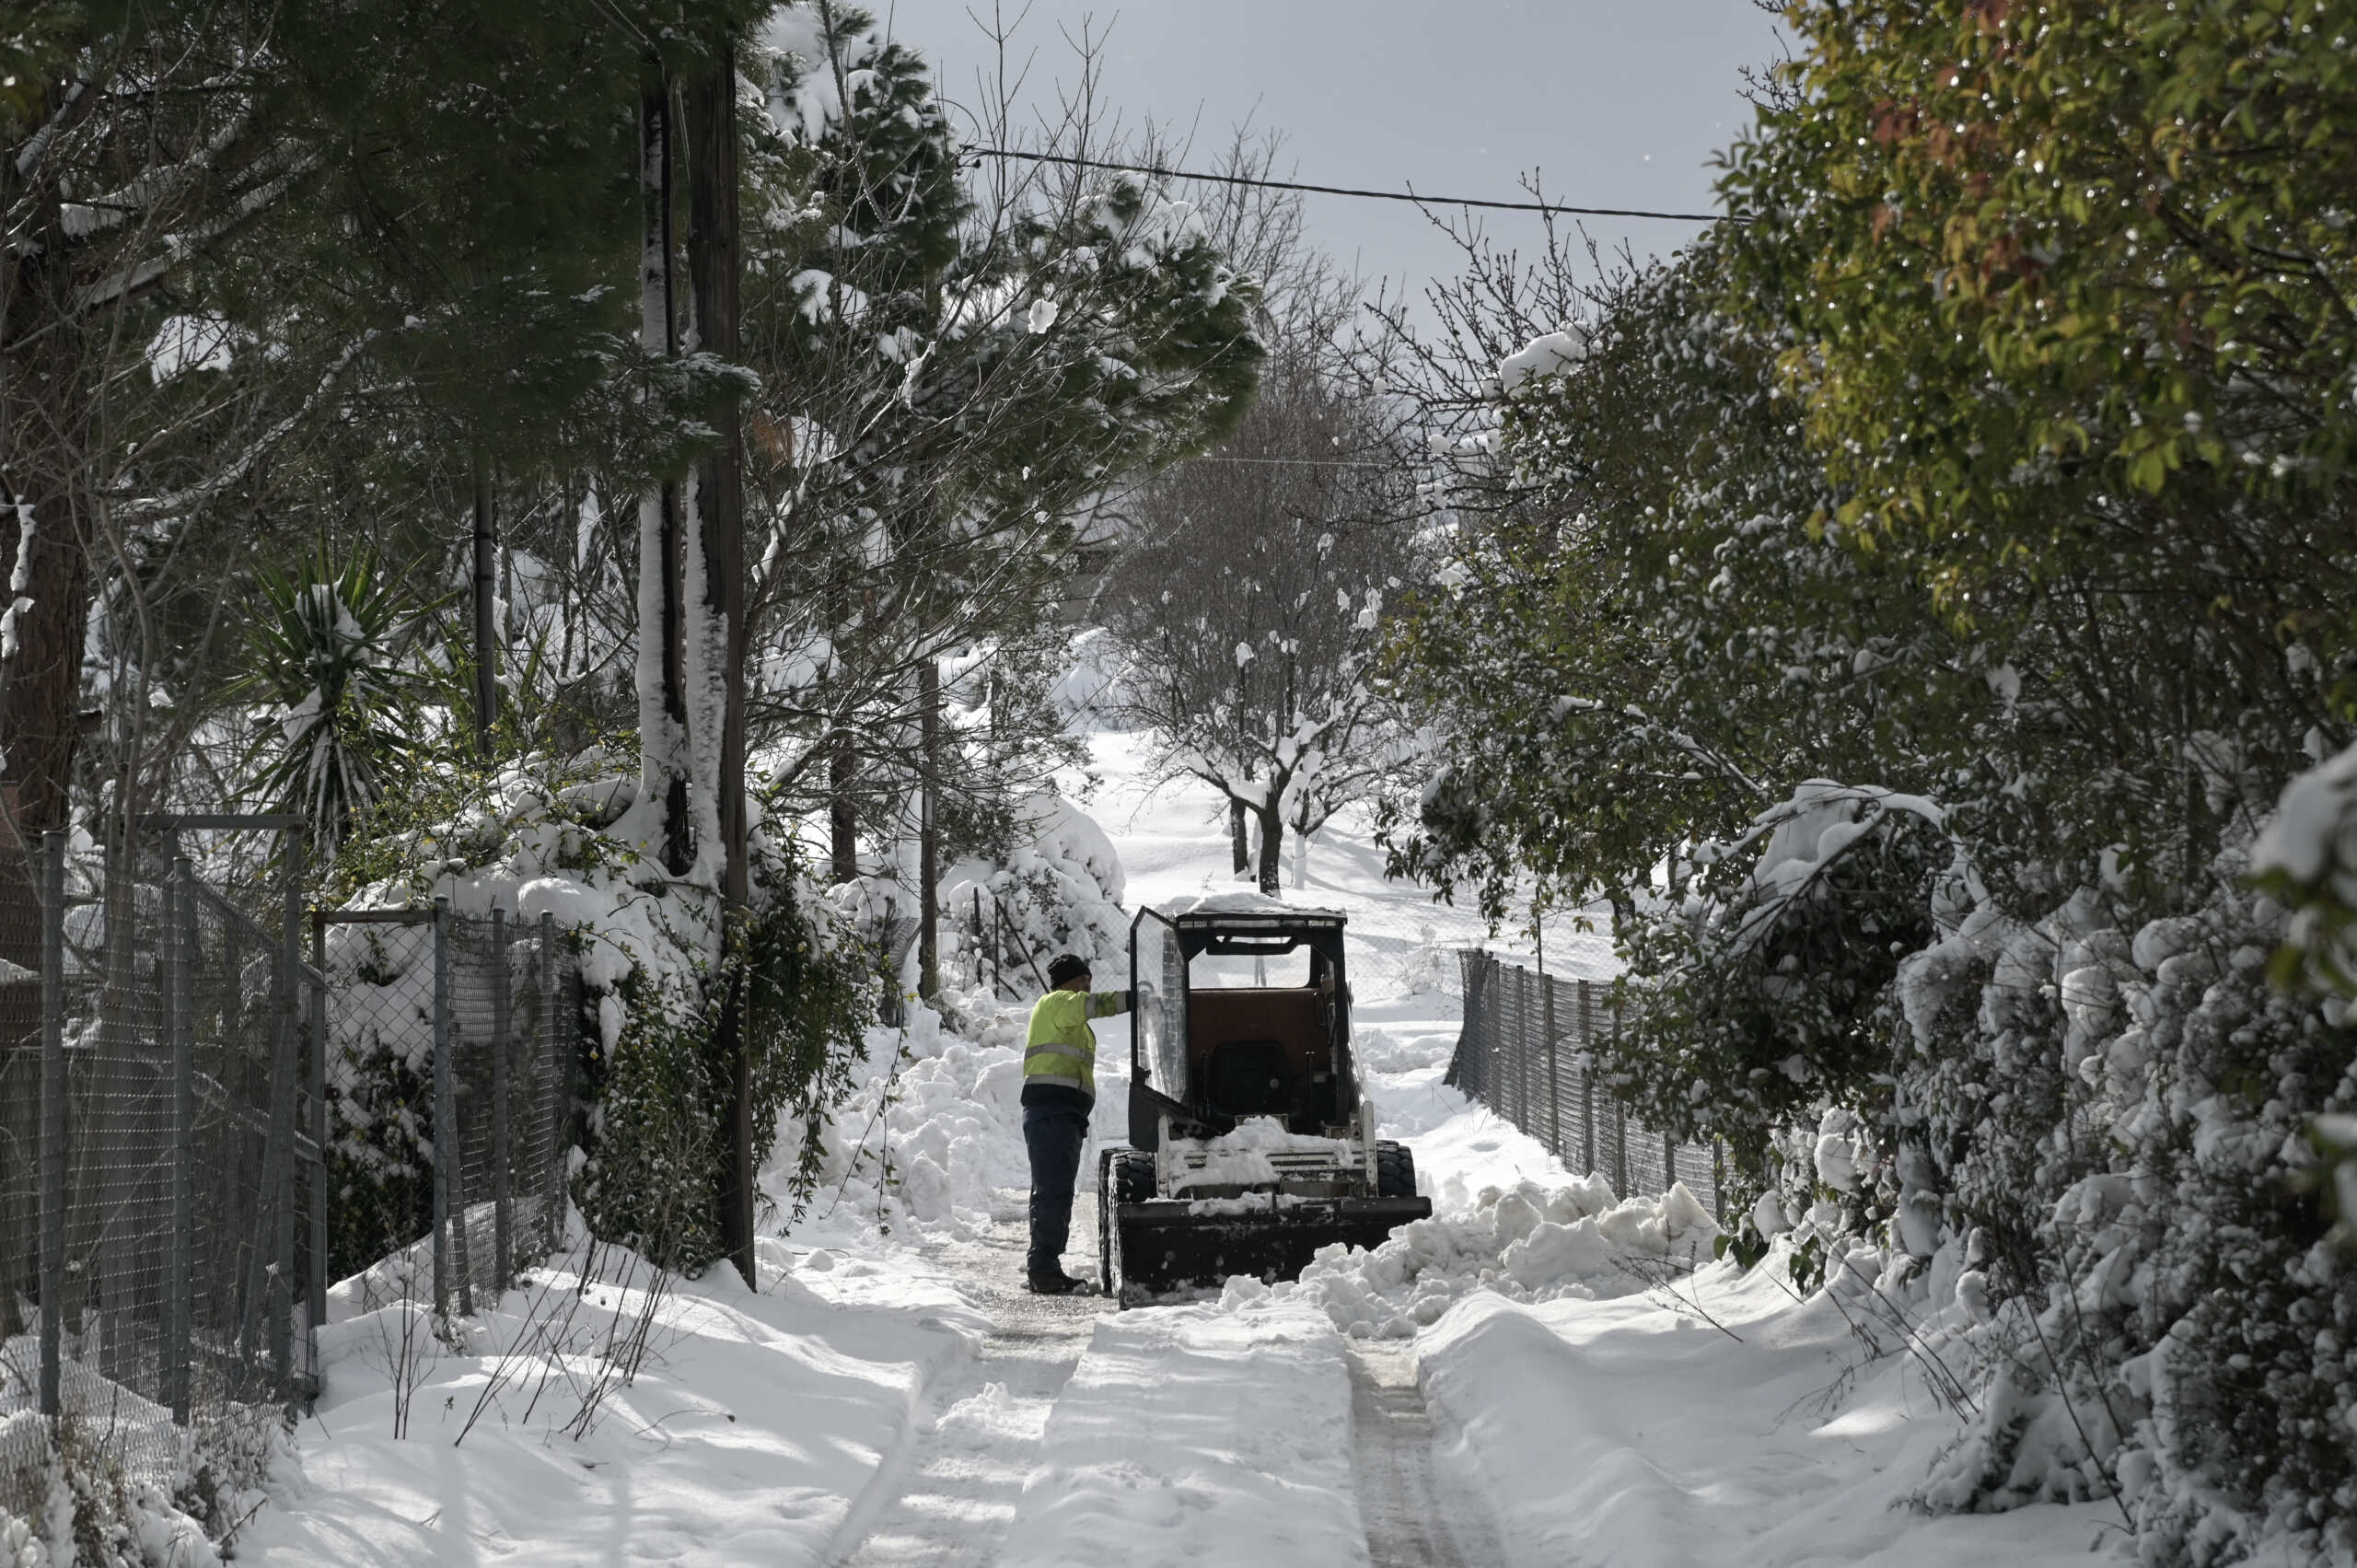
[918,656,940,997]
[686,38,754,1288]
[639,75,693,877]
[470,448,497,760]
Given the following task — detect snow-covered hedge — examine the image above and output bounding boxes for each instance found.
[1609,776,2357,1563]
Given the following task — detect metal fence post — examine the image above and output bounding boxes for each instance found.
[432,897,452,1318]
[265,835,303,1393]
[1577,981,1596,1177]
[1612,992,1631,1197]
[1614,1001,1631,1195]
[95,831,130,1384]
[491,907,512,1292]
[39,831,65,1419]
[1496,964,1514,1119]
[308,912,330,1383]
[1543,973,1562,1156]
[540,912,563,1259]
[169,859,196,1423]
[1472,954,1491,1102]
[1517,966,1537,1127]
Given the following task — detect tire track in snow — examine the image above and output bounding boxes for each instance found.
[827,1194,1111,1567]
[1348,1342,1507,1568]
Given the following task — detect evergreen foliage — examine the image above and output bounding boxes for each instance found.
[226,547,422,855]
[1378,6,2357,1558]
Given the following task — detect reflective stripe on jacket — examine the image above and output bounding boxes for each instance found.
[1023,988,1130,1098]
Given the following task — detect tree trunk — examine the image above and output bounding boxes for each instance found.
[0,248,96,850]
[918,656,939,999]
[830,729,858,882]
[686,40,754,1288]
[1229,797,1248,876]
[635,75,693,877]
[1292,824,1307,889]
[470,447,497,761]
[1255,802,1284,895]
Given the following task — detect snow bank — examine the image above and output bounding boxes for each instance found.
[1421,1259,2107,1568]
[246,1231,962,1567]
[1224,1173,1718,1341]
[772,992,1131,1250]
[997,1299,1367,1568]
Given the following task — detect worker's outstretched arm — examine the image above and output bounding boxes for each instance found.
[1089,989,1134,1018]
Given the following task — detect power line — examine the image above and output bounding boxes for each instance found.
[1194,454,1394,470]
[960,145,1737,225]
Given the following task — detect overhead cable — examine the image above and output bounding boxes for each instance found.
[959,145,1737,225]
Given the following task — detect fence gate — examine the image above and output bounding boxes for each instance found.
[316,899,579,1318]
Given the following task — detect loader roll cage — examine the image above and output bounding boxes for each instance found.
[1125,904,1354,1151]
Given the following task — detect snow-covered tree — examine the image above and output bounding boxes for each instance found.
[1103,331,1417,893]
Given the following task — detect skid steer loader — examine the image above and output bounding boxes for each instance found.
[1096,896,1430,1306]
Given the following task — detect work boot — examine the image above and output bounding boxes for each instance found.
[1025,1269,1087,1295]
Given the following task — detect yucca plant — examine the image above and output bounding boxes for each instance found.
[229,546,421,856]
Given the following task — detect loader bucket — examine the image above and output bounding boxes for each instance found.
[1104,1195,1431,1306]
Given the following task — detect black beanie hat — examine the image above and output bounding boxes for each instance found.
[1047,953,1090,987]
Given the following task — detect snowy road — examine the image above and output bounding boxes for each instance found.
[829,1198,1109,1567]
[820,1190,1506,1568]
[1348,1342,1506,1568]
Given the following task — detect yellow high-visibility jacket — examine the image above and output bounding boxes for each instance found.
[1023,987,1131,1098]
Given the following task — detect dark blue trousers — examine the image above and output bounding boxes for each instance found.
[1021,1085,1092,1279]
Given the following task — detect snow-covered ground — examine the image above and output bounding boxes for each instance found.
[241,732,2117,1566]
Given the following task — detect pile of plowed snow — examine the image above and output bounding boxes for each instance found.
[768,987,1132,1246]
[1224,1174,1720,1339]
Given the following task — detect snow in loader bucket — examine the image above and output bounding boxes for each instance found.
[1100,896,1431,1305]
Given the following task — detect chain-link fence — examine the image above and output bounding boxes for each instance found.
[0,827,324,1517]
[1343,904,1485,1002]
[0,833,584,1524]
[1448,950,1727,1218]
[318,900,581,1318]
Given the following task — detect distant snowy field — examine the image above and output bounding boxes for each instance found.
[243,732,2108,1566]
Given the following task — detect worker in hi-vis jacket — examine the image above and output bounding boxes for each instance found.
[1019,953,1133,1294]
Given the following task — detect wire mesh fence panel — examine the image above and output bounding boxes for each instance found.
[0,848,51,1519]
[1341,905,1469,1003]
[0,837,322,1516]
[0,839,583,1524]
[1446,950,1726,1218]
[318,916,439,1295]
[319,905,580,1318]
[181,877,319,1434]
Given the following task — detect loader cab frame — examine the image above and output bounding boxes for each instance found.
[1125,905,1353,1150]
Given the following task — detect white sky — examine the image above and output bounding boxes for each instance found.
[879,1,1782,312]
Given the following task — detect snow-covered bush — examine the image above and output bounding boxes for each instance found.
[578,873,874,1269]
[938,793,1128,980]
[1612,782,1949,1201]
[21,1407,242,1567]
[327,748,877,1276]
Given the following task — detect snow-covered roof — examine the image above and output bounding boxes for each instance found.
[1150,891,1347,923]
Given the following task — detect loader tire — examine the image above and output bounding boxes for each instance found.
[1111,1147,1155,1205]
[1103,1148,1156,1308]
[1375,1141,1418,1199]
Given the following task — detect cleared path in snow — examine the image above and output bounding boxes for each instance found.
[1348,1342,1508,1568]
[828,1194,1110,1568]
